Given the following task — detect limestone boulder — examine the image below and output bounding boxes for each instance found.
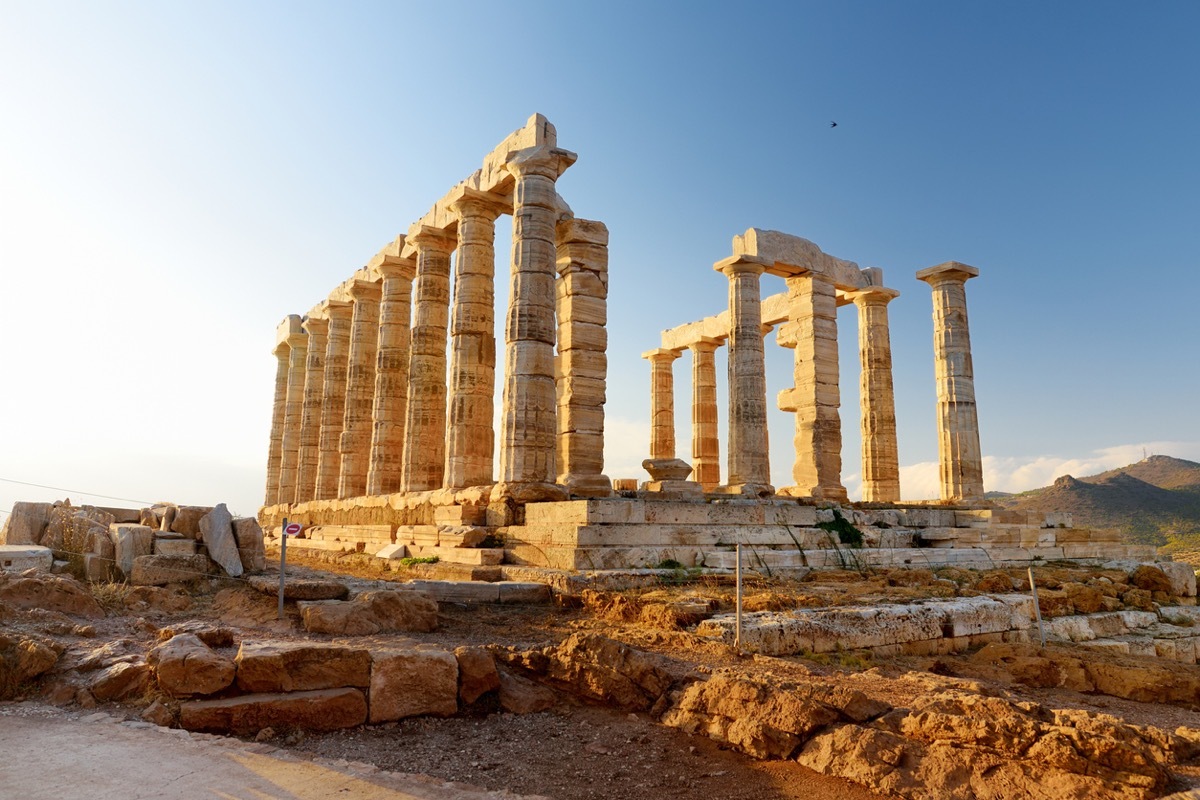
[1131,565,1175,595]
[0,574,103,618]
[170,506,213,538]
[199,504,242,577]
[179,688,367,734]
[111,525,155,577]
[299,591,437,636]
[1156,562,1198,598]
[89,661,150,702]
[0,633,59,700]
[232,517,266,573]
[149,633,235,698]
[235,642,371,693]
[130,554,209,586]
[0,502,52,545]
[661,674,842,759]
[156,622,234,649]
[0,545,53,573]
[501,633,673,711]
[455,646,500,705]
[498,669,558,714]
[368,646,459,723]
[1062,582,1104,615]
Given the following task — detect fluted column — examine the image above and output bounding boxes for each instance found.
[277,330,309,505]
[689,338,721,490]
[314,301,352,500]
[366,254,417,496]
[917,261,984,503]
[643,349,680,460]
[554,219,612,497]
[777,274,847,501]
[715,255,773,494]
[852,287,901,502]
[444,190,507,490]
[399,227,456,493]
[264,342,290,505]
[338,280,381,499]
[295,316,328,503]
[497,146,575,499]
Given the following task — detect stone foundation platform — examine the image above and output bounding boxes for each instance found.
[260,494,1156,573]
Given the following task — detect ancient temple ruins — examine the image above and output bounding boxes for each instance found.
[259,113,1151,573]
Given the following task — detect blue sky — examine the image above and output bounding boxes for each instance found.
[1,1,1197,517]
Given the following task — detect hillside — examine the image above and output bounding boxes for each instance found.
[996,455,1200,553]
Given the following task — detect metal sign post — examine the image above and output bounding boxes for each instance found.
[735,543,743,650]
[1028,566,1046,649]
[278,518,291,620]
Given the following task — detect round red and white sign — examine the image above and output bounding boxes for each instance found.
[283,522,302,537]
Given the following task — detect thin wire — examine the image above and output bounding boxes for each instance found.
[0,476,153,506]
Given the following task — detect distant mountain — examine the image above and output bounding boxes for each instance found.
[995,456,1200,548]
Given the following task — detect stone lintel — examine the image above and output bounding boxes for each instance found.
[732,228,870,290]
[916,261,979,284]
[713,254,771,277]
[275,314,304,349]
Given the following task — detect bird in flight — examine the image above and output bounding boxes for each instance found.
[830,121,838,128]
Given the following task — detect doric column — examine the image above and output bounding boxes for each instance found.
[444,190,508,490]
[714,255,773,494]
[337,280,381,499]
[850,287,901,502]
[263,342,290,506]
[366,253,417,496]
[277,330,309,505]
[643,348,680,460]
[399,226,456,493]
[777,274,847,501]
[314,301,352,500]
[496,145,576,499]
[917,261,984,503]
[295,316,328,503]
[689,338,721,490]
[555,219,612,496]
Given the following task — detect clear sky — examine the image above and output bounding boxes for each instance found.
[1,1,1197,518]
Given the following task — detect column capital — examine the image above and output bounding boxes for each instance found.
[348,279,382,301]
[917,261,979,286]
[285,331,308,350]
[377,254,416,282]
[504,145,578,180]
[848,286,901,307]
[642,347,682,364]
[714,254,771,277]
[273,342,290,358]
[448,186,510,221]
[302,316,329,336]
[407,225,457,255]
[687,336,722,354]
[326,299,354,320]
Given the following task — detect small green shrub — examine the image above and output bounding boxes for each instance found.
[399,556,439,567]
[817,509,864,548]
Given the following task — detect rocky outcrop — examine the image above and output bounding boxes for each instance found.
[0,573,103,618]
[455,646,500,705]
[299,590,438,635]
[0,633,59,699]
[89,661,150,702]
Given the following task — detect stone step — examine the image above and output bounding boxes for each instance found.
[405,579,551,605]
[407,545,503,566]
[522,498,819,527]
[505,523,834,548]
[306,524,393,545]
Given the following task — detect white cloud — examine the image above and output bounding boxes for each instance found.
[604,416,652,481]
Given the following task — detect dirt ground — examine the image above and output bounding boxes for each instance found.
[6,551,1200,799]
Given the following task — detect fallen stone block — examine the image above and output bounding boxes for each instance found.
[0,503,52,546]
[408,580,500,604]
[179,688,368,734]
[248,575,349,601]
[83,553,119,583]
[0,545,53,573]
[130,554,209,586]
[299,590,438,635]
[375,543,407,560]
[152,538,196,557]
[232,517,266,574]
[235,642,371,693]
[497,582,552,604]
[369,646,458,723]
[150,634,236,698]
[110,524,155,577]
[170,506,213,538]
[199,504,242,577]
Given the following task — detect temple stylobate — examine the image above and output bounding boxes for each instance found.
[262,114,611,515]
